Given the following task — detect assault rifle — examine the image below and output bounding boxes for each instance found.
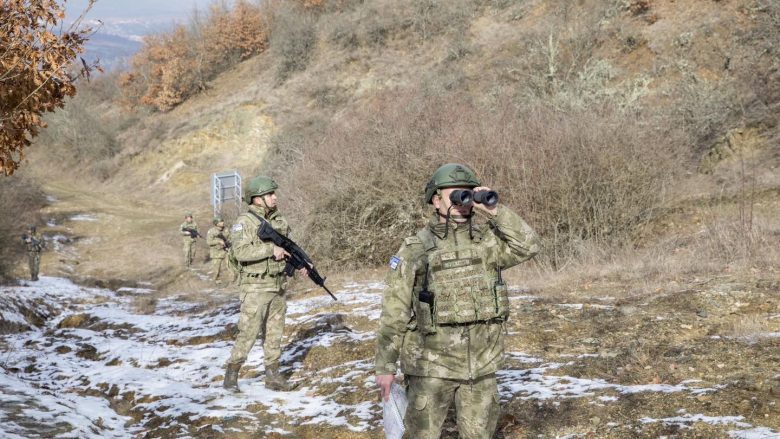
[217,232,231,249]
[183,228,202,239]
[21,234,43,251]
[256,220,336,301]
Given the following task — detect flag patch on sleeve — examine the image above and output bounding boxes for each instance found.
[231,223,243,232]
[389,256,402,270]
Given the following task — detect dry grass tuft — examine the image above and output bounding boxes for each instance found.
[726,315,772,339]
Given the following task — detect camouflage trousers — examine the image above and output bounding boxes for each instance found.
[183,239,195,267]
[403,374,499,439]
[27,252,40,280]
[227,285,287,368]
[211,257,225,282]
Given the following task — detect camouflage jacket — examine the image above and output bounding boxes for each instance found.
[229,205,290,290]
[180,221,198,242]
[375,206,541,380]
[22,232,44,253]
[207,226,228,259]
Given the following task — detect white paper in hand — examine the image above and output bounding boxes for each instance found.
[383,382,408,439]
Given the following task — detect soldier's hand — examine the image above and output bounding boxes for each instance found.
[472,186,498,216]
[272,245,290,261]
[376,374,395,401]
[296,267,308,277]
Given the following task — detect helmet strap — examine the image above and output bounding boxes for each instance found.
[435,205,475,241]
[259,194,277,215]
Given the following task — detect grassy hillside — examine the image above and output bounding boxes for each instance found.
[1,2,778,437]
[7,0,779,283]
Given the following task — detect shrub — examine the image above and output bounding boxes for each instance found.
[119,0,268,111]
[273,89,688,269]
[326,3,400,49]
[0,0,94,175]
[270,3,318,83]
[37,74,135,180]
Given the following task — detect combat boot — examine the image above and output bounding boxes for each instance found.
[265,363,296,391]
[223,362,241,392]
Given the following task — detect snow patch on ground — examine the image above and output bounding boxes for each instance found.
[1,277,777,438]
[640,413,751,428]
[729,427,780,438]
[70,214,99,222]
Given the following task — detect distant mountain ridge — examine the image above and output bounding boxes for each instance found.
[80,19,172,70]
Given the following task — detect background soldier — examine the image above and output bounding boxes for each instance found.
[21,224,44,281]
[223,175,301,392]
[180,212,199,267]
[207,216,229,284]
[375,163,541,439]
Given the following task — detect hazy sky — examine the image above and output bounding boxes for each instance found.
[66,0,222,21]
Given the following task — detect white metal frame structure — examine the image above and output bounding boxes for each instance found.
[212,170,242,217]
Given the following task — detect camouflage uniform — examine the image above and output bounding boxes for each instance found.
[180,219,198,267]
[376,164,541,439]
[227,204,290,367]
[220,172,303,394]
[207,222,229,283]
[22,228,44,281]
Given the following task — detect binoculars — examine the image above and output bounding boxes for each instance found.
[449,189,499,207]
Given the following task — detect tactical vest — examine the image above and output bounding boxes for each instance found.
[412,228,509,334]
[25,234,43,253]
[239,210,289,278]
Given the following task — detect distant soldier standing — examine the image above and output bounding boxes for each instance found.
[207,216,229,284]
[223,176,302,392]
[375,163,541,439]
[180,212,199,267]
[21,224,44,281]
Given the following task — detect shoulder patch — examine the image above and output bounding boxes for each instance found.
[231,223,243,233]
[389,256,402,270]
[404,236,422,246]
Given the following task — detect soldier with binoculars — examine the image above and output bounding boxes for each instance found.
[375,163,541,439]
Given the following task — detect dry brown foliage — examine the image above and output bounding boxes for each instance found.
[0,0,94,175]
[268,89,689,269]
[119,0,268,111]
[628,0,652,16]
[269,2,318,83]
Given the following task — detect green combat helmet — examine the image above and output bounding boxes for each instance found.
[424,163,481,204]
[213,216,223,225]
[244,175,278,204]
[184,211,193,218]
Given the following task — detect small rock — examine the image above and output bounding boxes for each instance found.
[696,310,709,318]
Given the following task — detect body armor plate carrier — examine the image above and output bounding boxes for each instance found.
[413,229,509,333]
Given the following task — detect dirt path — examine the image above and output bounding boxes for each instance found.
[38,181,216,293]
